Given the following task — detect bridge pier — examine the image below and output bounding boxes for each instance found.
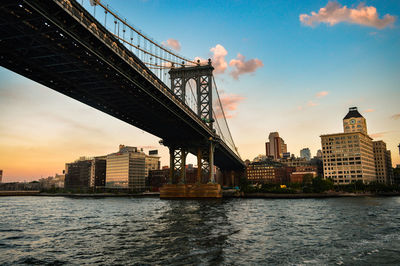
[161,139,221,198]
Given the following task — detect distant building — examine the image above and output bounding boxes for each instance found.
[282,152,291,159]
[145,153,160,177]
[320,107,376,185]
[147,168,169,191]
[0,170,2,183]
[266,132,287,160]
[147,167,202,191]
[246,159,294,184]
[310,157,324,177]
[65,159,92,190]
[316,149,323,159]
[290,166,318,183]
[394,166,400,185]
[279,156,309,167]
[300,148,311,161]
[253,154,267,162]
[90,157,107,188]
[39,174,65,190]
[373,141,393,184]
[106,145,146,191]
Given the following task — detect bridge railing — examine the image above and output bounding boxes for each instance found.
[57,0,241,160]
[77,0,199,85]
[56,0,216,136]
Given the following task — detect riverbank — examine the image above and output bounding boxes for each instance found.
[1,191,399,198]
[235,191,400,199]
[0,191,160,197]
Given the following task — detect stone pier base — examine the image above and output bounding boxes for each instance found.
[160,184,222,199]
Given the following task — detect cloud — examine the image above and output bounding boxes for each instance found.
[316,91,329,98]
[214,93,245,119]
[391,113,400,120]
[307,100,319,107]
[229,53,263,80]
[194,44,228,74]
[364,108,375,113]
[300,2,396,29]
[210,44,228,74]
[162,38,181,51]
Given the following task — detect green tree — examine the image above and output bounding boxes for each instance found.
[311,177,333,193]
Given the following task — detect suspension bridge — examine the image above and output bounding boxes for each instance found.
[0,0,245,198]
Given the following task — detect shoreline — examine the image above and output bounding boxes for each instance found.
[1,191,399,198]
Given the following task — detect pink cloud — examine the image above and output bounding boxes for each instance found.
[307,100,319,107]
[229,53,263,80]
[316,91,329,98]
[391,113,400,120]
[300,2,396,29]
[364,109,375,113]
[214,93,245,119]
[162,38,181,51]
[210,44,228,74]
[194,44,228,74]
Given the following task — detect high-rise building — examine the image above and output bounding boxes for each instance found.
[145,153,160,177]
[316,150,323,159]
[65,159,92,190]
[300,148,311,161]
[266,132,287,160]
[106,145,146,191]
[373,141,393,184]
[90,156,107,188]
[343,107,368,135]
[320,107,376,185]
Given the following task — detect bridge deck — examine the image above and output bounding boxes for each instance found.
[0,0,244,170]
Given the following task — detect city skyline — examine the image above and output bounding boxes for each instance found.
[1,0,400,181]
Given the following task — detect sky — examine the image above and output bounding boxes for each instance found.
[1,0,399,182]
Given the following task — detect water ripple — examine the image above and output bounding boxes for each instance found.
[0,196,399,265]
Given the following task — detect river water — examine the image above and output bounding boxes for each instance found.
[0,196,399,265]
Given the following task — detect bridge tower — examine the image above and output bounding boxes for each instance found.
[163,60,218,192]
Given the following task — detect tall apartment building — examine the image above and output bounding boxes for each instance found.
[106,145,146,191]
[300,148,311,160]
[90,156,107,188]
[65,159,92,190]
[266,132,287,160]
[320,107,376,185]
[145,154,161,177]
[65,157,106,190]
[373,141,393,184]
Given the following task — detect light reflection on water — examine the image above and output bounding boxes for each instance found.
[0,196,399,265]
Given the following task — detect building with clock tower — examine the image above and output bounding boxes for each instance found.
[343,107,367,134]
[320,107,393,185]
[320,107,376,185]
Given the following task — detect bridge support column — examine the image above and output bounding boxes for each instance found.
[168,147,187,184]
[209,140,215,183]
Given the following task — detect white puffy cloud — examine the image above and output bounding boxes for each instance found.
[300,2,396,29]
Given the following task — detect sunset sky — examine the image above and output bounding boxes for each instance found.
[1,0,399,182]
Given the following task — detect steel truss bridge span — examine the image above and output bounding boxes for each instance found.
[0,0,245,184]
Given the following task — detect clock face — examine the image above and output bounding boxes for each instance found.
[350,119,356,124]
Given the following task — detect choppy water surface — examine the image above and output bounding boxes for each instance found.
[1,196,399,265]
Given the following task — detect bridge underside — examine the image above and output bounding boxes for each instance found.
[0,0,244,171]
